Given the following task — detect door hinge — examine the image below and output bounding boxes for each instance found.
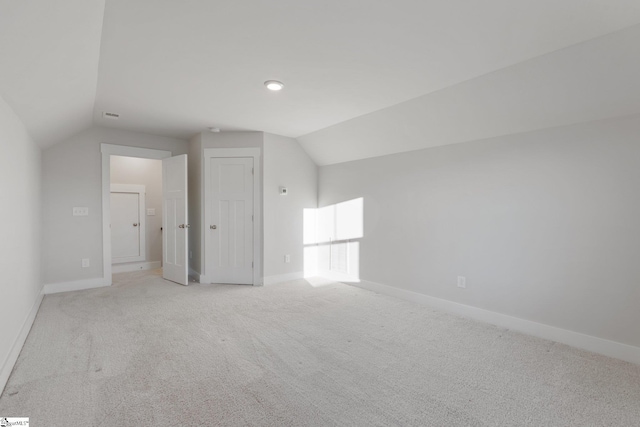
[252,262,254,268]
[252,167,254,175]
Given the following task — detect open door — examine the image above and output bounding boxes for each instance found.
[162,154,188,285]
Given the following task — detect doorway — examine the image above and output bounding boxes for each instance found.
[110,157,161,272]
[100,144,189,286]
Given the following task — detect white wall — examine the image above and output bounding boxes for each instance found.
[318,115,640,349]
[200,131,264,149]
[110,155,163,265]
[0,95,42,392]
[263,133,318,284]
[42,127,187,286]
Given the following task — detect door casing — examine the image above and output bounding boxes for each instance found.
[101,144,173,286]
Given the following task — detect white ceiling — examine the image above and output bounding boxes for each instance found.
[0,0,105,147]
[2,0,640,156]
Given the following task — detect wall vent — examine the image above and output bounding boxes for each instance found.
[102,111,120,120]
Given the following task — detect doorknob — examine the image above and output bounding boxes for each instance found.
[178,224,184,228]
[210,225,217,230]
[133,223,138,227]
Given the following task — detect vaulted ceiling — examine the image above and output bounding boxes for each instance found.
[2,1,640,164]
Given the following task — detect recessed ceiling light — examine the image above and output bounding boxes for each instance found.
[208,127,221,133]
[264,80,284,91]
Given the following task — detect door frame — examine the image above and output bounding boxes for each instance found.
[101,144,172,284]
[110,184,146,264]
[202,147,262,286]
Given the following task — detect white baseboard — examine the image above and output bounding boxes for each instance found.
[112,261,161,274]
[317,269,359,284]
[349,279,640,366]
[1,290,44,396]
[199,274,208,284]
[43,277,111,295]
[263,271,304,286]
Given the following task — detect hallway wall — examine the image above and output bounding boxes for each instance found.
[42,126,187,286]
[0,95,42,393]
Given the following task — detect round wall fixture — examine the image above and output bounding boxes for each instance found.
[264,80,284,91]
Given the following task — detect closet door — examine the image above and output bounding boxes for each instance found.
[111,185,145,263]
[205,157,254,284]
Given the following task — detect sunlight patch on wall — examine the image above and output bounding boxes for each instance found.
[303,197,363,282]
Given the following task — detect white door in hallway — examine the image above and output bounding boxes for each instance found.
[111,186,145,263]
[162,154,189,286]
[205,157,254,284]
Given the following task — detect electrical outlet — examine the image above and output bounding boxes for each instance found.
[457,276,466,288]
[284,254,291,263]
[82,258,90,268]
[73,207,89,216]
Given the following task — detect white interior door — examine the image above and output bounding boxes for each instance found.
[111,193,141,260]
[162,154,188,285]
[111,184,145,263]
[206,157,254,284]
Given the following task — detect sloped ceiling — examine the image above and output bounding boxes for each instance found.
[299,24,640,165]
[2,1,640,158]
[0,0,105,148]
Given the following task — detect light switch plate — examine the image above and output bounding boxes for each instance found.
[73,207,89,216]
[457,276,466,288]
[147,208,156,216]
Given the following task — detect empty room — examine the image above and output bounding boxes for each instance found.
[1,1,640,425]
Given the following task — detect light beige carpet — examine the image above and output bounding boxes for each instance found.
[1,269,639,426]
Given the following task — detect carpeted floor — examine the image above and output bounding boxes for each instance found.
[1,269,639,426]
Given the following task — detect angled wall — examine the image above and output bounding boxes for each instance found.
[0,96,42,394]
[318,115,640,362]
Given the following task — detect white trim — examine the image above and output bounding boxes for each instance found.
[348,279,640,366]
[43,277,111,295]
[101,144,173,289]
[0,291,44,396]
[202,148,260,158]
[263,271,304,286]
[111,184,146,193]
[202,147,262,286]
[199,274,208,283]
[112,261,161,274]
[110,184,146,264]
[101,143,172,159]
